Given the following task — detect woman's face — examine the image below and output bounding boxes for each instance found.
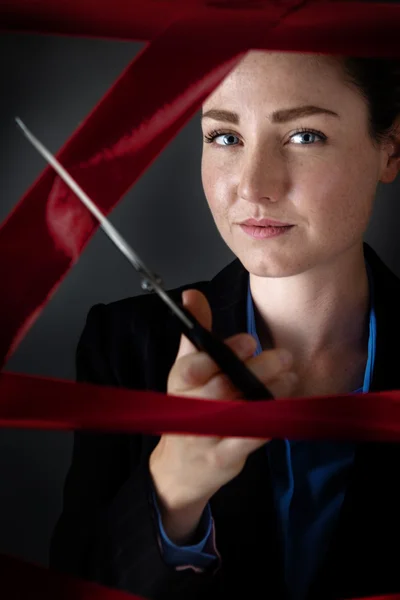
[201,51,395,277]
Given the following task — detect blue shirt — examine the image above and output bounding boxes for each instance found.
[153,263,377,600]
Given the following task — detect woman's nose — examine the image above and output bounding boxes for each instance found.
[237,149,289,204]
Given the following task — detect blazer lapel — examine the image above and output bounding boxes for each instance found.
[207,258,288,598]
[207,257,248,339]
[309,244,400,599]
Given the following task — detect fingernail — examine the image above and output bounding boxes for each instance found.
[278,349,292,367]
[241,339,257,357]
[232,336,256,358]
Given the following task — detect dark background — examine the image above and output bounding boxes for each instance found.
[1,32,400,568]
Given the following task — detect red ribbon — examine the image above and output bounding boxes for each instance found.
[0,552,397,600]
[2,371,400,442]
[2,2,400,599]
[1,372,400,598]
[2,1,400,365]
[0,553,145,600]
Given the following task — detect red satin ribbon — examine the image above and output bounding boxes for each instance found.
[2,2,400,599]
[1,372,400,600]
[2,0,400,365]
[2,0,400,46]
[1,374,400,600]
[2,371,400,442]
[0,552,397,600]
[0,553,145,600]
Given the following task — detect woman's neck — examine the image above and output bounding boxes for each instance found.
[249,244,370,365]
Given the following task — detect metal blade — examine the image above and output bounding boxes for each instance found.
[16,117,193,329]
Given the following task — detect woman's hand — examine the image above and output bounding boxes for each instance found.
[149,289,297,544]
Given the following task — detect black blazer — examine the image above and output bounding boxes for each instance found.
[50,244,400,600]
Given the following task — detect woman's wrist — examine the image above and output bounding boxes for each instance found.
[157,497,210,545]
[149,453,211,545]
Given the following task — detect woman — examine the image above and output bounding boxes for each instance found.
[50,51,400,600]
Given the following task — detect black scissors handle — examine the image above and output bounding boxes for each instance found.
[174,304,274,401]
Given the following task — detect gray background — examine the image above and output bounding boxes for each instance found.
[1,32,400,567]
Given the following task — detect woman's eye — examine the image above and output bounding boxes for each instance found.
[290,130,325,145]
[216,133,239,146]
[204,131,240,146]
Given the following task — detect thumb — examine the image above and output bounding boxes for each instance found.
[176,289,212,359]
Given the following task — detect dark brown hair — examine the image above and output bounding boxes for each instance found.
[342,57,400,143]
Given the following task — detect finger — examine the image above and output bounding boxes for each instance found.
[176,289,213,359]
[170,341,292,396]
[246,347,293,378]
[244,349,297,398]
[193,347,297,400]
[169,333,257,394]
[199,368,297,401]
[267,371,298,399]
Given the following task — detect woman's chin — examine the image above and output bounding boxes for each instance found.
[237,249,305,279]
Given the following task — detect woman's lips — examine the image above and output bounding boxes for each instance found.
[239,224,294,239]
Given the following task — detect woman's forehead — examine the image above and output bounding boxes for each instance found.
[231,50,341,80]
[202,51,354,115]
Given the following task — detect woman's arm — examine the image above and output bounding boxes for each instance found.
[49,302,222,600]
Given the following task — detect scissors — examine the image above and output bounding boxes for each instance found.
[16,117,274,402]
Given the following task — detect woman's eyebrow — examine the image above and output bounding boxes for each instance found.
[201,105,339,124]
[272,105,339,123]
[202,109,239,124]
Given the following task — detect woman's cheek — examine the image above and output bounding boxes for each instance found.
[203,163,235,220]
[208,187,232,239]
[298,160,373,242]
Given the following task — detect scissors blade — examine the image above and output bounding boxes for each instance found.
[15,117,194,331]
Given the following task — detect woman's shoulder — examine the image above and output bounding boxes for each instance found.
[75,278,208,388]
[76,258,246,389]
[81,257,245,345]
[366,244,400,314]
[84,278,210,340]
